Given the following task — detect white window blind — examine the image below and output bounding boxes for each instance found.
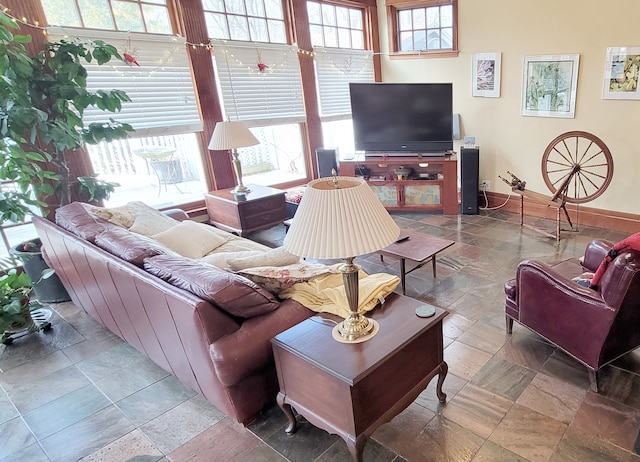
[314,47,374,121]
[212,40,305,127]
[46,27,203,137]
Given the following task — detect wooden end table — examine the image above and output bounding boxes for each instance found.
[204,184,287,237]
[378,230,455,294]
[271,294,448,462]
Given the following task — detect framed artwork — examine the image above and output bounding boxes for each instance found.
[603,47,640,99]
[472,52,501,97]
[521,54,580,118]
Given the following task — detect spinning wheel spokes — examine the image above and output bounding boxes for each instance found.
[542,131,613,204]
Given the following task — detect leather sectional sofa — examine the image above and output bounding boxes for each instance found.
[33,202,313,424]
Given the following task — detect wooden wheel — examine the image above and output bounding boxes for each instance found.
[542,131,614,204]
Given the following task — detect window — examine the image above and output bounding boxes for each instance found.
[307,1,364,49]
[41,0,172,33]
[308,1,373,156]
[386,0,458,57]
[203,0,287,43]
[212,40,308,185]
[44,25,208,208]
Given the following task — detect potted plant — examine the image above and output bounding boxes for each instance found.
[0,268,51,345]
[0,12,134,302]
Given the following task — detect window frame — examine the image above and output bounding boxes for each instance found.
[385,0,458,59]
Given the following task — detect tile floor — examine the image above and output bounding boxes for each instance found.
[1,209,640,462]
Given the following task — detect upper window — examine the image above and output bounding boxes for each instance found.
[203,0,287,43]
[307,1,364,49]
[41,0,172,33]
[386,0,458,57]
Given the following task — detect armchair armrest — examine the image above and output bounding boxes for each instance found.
[516,259,616,367]
[582,239,614,272]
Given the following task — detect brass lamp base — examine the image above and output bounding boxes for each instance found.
[337,312,375,341]
[231,184,251,194]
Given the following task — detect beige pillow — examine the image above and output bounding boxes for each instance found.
[128,208,178,236]
[90,204,138,228]
[238,262,337,293]
[200,251,264,269]
[226,247,301,272]
[152,221,227,259]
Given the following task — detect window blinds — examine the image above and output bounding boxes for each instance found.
[314,47,374,121]
[212,40,305,127]
[46,27,203,137]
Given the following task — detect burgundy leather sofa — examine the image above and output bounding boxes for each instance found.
[33,203,312,424]
[505,239,640,391]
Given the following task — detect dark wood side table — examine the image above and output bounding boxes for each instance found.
[204,184,287,236]
[272,294,448,462]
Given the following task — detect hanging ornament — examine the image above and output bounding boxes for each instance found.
[122,32,140,66]
[256,49,268,73]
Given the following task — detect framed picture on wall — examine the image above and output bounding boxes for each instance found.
[521,54,580,118]
[603,47,640,100]
[472,52,501,97]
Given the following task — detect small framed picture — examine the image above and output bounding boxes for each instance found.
[472,52,501,98]
[603,47,640,100]
[522,54,580,118]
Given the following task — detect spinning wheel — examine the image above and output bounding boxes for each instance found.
[542,131,614,204]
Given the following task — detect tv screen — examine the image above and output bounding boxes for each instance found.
[349,83,453,154]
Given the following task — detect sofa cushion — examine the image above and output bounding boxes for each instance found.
[152,221,228,259]
[55,202,112,243]
[237,262,337,294]
[95,227,171,267]
[226,247,301,272]
[128,208,178,236]
[144,255,280,318]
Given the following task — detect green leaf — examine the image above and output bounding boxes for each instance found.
[13,34,32,44]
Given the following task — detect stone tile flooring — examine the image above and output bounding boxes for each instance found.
[1,209,640,461]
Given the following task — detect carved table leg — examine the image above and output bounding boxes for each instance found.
[346,434,367,462]
[436,361,448,403]
[277,392,297,434]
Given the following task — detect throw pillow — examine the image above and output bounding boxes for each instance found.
[144,255,279,318]
[237,262,338,294]
[90,204,138,228]
[200,250,264,269]
[226,247,301,272]
[128,208,178,236]
[95,226,171,267]
[152,220,228,259]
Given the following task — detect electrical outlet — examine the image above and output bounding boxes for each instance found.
[481,180,490,190]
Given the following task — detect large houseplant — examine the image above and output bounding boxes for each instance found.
[0,268,50,344]
[0,11,134,302]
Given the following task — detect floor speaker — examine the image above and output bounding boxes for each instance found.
[460,147,479,215]
[315,147,339,178]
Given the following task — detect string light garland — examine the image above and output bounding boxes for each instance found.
[0,3,48,34]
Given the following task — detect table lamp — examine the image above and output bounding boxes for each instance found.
[283,175,400,342]
[208,121,259,193]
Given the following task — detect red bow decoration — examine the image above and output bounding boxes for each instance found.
[257,62,269,72]
[124,53,140,66]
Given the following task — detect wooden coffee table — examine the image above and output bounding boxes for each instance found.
[272,294,448,462]
[378,230,455,294]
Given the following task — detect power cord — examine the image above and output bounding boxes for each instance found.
[479,183,513,211]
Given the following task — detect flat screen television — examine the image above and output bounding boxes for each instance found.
[349,82,453,155]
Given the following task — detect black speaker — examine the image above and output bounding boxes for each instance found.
[315,147,339,178]
[460,147,479,215]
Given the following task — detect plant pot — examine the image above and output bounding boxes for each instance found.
[10,241,71,304]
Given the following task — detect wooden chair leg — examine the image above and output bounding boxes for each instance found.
[505,316,514,334]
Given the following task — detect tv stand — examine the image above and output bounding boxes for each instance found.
[340,156,458,215]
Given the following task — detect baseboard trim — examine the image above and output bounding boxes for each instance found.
[479,191,640,234]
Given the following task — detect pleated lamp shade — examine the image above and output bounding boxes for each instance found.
[208,121,259,150]
[283,177,400,259]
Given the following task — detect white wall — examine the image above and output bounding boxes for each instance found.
[378,0,639,215]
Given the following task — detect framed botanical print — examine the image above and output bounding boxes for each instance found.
[603,47,640,100]
[522,54,580,118]
[472,52,501,98]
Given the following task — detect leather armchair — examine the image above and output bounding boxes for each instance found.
[504,239,640,391]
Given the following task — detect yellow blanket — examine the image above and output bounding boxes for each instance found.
[280,269,400,318]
